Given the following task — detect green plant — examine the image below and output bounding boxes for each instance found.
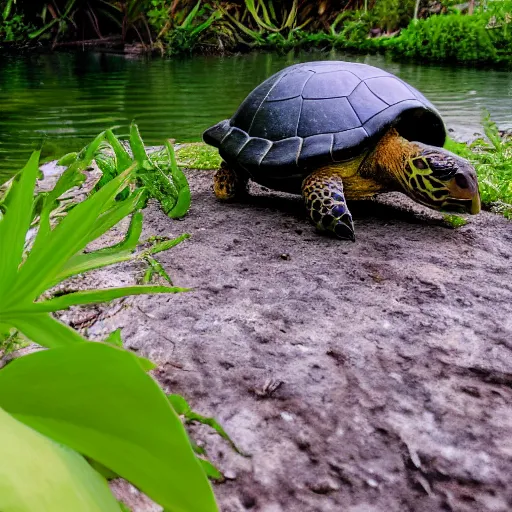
[0,145,188,350]
[373,0,415,33]
[335,10,373,47]
[147,0,222,55]
[389,9,512,64]
[59,122,191,218]
[0,401,121,512]
[0,132,232,510]
[0,13,32,41]
[0,342,218,511]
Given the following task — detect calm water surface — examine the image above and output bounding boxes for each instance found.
[0,51,511,180]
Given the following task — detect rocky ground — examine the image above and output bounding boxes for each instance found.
[71,168,512,512]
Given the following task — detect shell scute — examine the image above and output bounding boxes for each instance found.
[332,128,370,162]
[348,82,388,124]
[231,72,282,132]
[219,126,249,161]
[298,97,360,138]
[267,70,313,101]
[298,133,334,168]
[237,137,273,172]
[260,137,301,174]
[365,76,416,106]
[250,96,302,140]
[302,70,360,99]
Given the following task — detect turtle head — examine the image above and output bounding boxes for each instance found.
[402,144,481,214]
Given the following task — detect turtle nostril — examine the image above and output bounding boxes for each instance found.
[455,173,469,189]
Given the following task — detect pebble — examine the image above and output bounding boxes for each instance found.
[280,412,294,422]
[366,478,379,488]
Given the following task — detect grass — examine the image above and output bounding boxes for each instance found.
[442,214,467,229]
[176,143,222,170]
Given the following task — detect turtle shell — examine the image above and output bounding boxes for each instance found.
[203,61,446,184]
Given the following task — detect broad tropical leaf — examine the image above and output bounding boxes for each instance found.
[0,342,218,512]
[0,406,121,512]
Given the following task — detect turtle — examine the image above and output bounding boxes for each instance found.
[203,60,480,241]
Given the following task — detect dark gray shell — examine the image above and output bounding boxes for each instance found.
[203,61,446,185]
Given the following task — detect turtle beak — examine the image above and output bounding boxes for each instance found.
[445,168,481,215]
[470,191,481,215]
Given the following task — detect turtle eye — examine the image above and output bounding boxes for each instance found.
[412,157,429,170]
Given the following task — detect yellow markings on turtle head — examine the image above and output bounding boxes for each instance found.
[401,157,450,204]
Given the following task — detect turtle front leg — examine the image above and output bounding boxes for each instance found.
[302,170,355,241]
[213,162,248,201]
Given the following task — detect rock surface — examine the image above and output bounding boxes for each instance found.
[83,169,512,512]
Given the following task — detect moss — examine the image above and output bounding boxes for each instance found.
[442,214,467,229]
[176,143,222,170]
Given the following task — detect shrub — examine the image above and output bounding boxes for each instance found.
[389,10,512,64]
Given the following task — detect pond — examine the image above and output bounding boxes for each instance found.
[0,50,511,181]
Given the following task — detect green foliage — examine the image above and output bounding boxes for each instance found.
[176,142,222,170]
[0,405,121,512]
[372,0,415,33]
[59,123,191,218]
[332,10,374,48]
[0,342,218,512]
[0,129,232,510]
[442,214,467,228]
[0,148,188,350]
[389,10,512,63]
[445,113,512,217]
[147,0,222,55]
[0,13,32,41]
[2,0,510,63]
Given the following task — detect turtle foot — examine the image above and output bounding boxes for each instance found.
[213,164,248,201]
[302,170,355,241]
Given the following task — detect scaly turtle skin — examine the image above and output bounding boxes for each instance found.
[203,61,480,241]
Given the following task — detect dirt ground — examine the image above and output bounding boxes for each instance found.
[76,168,512,512]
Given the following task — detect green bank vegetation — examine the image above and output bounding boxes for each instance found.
[0,127,236,511]
[1,1,511,65]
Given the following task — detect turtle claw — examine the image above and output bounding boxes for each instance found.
[318,212,355,241]
[333,216,355,241]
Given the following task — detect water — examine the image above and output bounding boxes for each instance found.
[1,50,511,181]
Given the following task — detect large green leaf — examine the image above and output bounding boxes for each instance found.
[0,342,218,512]
[0,406,121,512]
